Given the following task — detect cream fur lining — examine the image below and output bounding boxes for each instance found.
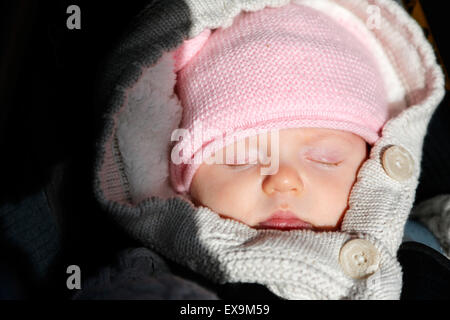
[116,53,182,203]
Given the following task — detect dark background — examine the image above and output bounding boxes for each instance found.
[0,0,449,300]
[0,0,150,299]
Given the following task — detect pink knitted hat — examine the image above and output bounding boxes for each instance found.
[170,3,388,194]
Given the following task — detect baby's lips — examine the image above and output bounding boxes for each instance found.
[257,210,313,230]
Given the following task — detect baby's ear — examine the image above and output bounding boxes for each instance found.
[173,29,212,72]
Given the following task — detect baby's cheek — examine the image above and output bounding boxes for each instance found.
[191,166,256,221]
[313,172,355,225]
[218,179,257,216]
[222,181,262,225]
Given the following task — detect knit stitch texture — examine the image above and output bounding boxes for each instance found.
[91,0,445,299]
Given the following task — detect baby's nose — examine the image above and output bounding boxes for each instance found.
[262,165,303,196]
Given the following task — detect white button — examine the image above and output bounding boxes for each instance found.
[382,145,414,182]
[339,239,380,279]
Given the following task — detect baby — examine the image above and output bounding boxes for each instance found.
[169,3,386,232]
[85,0,446,300]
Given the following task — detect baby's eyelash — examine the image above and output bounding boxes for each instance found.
[225,158,258,168]
[309,159,342,167]
[225,163,256,172]
[225,154,260,167]
[226,162,256,167]
[319,161,340,166]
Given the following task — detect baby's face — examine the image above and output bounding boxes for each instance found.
[189,128,368,231]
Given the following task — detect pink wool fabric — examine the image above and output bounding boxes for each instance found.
[170,3,388,194]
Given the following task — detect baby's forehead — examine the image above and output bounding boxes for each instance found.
[224,127,359,149]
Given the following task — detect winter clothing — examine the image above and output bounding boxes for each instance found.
[72,240,450,300]
[170,3,389,193]
[88,0,446,299]
[71,247,219,300]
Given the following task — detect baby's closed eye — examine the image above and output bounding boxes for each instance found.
[300,147,345,168]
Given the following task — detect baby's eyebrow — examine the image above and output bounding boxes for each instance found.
[306,133,354,145]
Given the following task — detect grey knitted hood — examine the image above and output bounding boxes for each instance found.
[93,0,445,299]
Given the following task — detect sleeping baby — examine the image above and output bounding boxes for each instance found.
[85,0,446,300]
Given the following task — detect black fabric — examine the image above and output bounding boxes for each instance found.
[398,242,450,300]
[0,189,61,298]
[0,0,151,300]
[166,258,283,300]
[415,91,450,205]
[215,283,283,300]
[72,247,219,300]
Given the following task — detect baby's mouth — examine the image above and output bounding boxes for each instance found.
[257,210,313,231]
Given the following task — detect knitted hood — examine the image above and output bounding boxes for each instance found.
[93,0,445,299]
